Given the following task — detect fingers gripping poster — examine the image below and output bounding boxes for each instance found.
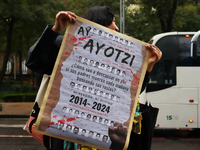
[34,17,149,150]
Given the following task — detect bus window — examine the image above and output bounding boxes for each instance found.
[191,31,200,58]
[147,34,193,92]
[149,35,178,84]
[195,37,200,57]
[178,36,193,66]
[149,38,153,44]
[164,59,176,84]
[193,36,200,66]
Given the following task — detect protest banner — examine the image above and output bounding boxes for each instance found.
[34,16,149,150]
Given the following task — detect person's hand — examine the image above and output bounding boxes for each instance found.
[52,11,76,33]
[134,113,142,122]
[146,45,162,72]
[109,122,128,150]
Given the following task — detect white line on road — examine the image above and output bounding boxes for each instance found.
[0,124,25,128]
[0,135,32,137]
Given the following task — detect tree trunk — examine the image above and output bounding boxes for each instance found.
[0,19,14,90]
[18,50,23,93]
[159,0,178,32]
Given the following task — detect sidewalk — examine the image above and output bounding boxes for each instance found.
[0,117,27,127]
[0,102,33,116]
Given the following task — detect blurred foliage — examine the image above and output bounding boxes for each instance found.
[138,0,191,32]
[0,0,66,54]
[65,0,120,32]
[1,0,200,51]
[1,79,32,94]
[174,4,200,31]
[0,79,36,102]
[66,0,120,16]
[124,0,200,41]
[1,0,200,53]
[0,0,66,91]
[125,4,161,42]
[65,0,200,41]
[1,93,36,102]
[1,0,200,94]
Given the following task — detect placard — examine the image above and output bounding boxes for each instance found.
[34,17,149,150]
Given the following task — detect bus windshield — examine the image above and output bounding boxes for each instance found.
[147,34,194,92]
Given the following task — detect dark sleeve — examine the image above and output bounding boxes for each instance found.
[25,25,63,75]
[140,72,150,93]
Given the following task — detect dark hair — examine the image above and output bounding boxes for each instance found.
[83,6,114,27]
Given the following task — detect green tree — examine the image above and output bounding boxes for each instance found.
[0,0,66,91]
[125,4,161,42]
[174,4,200,31]
[64,0,157,42]
[65,0,120,29]
[124,0,200,41]
[65,0,120,17]
[137,0,191,32]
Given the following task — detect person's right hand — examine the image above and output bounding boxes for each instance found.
[109,122,128,150]
[52,11,76,33]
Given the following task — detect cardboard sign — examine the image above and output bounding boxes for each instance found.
[34,16,149,150]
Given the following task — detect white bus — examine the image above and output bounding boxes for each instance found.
[140,31,200,129]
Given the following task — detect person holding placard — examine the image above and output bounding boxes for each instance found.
[26,6,162,150]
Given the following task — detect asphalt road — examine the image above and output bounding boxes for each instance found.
[0,118,200,150]
[152,137,200,150]
[1,135,200,150]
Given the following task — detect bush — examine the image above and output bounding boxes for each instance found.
[1,93,36,102]
[2,79,32,93]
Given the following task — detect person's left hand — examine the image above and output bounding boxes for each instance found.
[146,45,162,72]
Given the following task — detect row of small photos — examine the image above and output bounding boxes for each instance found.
[57,122,109,142]
[91,27,135,47]
[62,106,115,127]
[77,56,126,77]
[70,82,120,102]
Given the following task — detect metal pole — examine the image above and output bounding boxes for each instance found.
[14,55,16,80]
[120,0,125,34]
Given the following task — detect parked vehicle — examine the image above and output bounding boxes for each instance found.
[140,31,200,129]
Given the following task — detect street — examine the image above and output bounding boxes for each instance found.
[0,118,200,150]
[152,137,200,150]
